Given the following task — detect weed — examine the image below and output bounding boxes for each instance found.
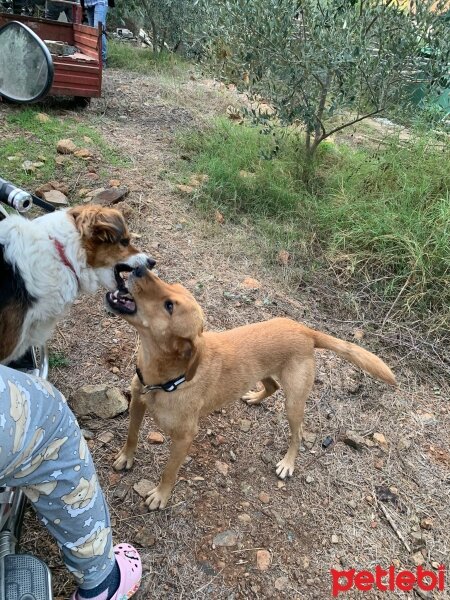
[179,119,450,333]
[49,351,69,368]
[108,41,187,76]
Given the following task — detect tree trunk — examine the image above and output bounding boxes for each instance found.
[150,18,158,54]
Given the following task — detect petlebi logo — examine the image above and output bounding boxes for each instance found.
[330,565,446,596]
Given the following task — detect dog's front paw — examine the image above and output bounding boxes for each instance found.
[275,456,295,480]
[113,448,135,471]
[145,485,172,510]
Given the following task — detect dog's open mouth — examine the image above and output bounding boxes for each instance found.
[106,264,136,314]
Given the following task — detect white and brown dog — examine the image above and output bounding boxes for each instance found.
[0,204,154,364]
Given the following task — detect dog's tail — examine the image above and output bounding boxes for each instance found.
[310,329,396,386]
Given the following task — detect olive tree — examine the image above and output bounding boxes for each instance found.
[199,0,449,174]
[113,0,200,53]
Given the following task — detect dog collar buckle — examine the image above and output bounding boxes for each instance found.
[136,366,186,394]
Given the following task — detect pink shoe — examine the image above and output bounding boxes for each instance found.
[110,543,142,599]
[72,543,142,600]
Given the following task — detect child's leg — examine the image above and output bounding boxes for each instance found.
[0,365,114,590]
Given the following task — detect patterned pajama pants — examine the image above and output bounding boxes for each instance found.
[0,365,115,590]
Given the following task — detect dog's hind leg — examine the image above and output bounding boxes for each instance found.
[276,358,315,480]
[242,377,280,405]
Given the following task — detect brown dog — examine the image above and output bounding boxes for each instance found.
[109,266,396,510]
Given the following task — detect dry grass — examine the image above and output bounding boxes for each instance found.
[8,67,449,599]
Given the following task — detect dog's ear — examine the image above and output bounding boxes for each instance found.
[69,206,126,243]
[92,209,126,244]
[172,337,201,381]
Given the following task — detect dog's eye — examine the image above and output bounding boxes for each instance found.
[120,238,130,247]
[164,300,174,315]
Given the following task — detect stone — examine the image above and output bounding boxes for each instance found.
[343,430,375,450]
[57,139,77,154]
[212,530,237,548]
[113,481,130,501]
[274,576,289,591]
[305,475,314,484]
[398,437,412,451]
[256,549,271,571]
[215,461,229,476]
[147,431,164,444]
[331,534,339,544]
[22,160,35,172]
[229,450,237,462]
[43,190,69,207]
[411,551,425,566]
[300,556,310,570]
[111,366,120,374]
[133,479,154,498]
[35,182,54,197]
[303,431,317,448]
[134,527,156,548]
[374,458,384,470]
[420,517,433,530]
[85,187,106,198]
[93,187,129,206]
[71,384,128,418]
[259,491,270,504]
[239,419,252,433]
[238,513,251,523]
[418,412,436,426]
[241,277,261,289]
[49,180,69,195]
[373,432,388,449]
[73,148,92,159]
[97,431,114,444]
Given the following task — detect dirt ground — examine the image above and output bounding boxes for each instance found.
[15,68,450,599]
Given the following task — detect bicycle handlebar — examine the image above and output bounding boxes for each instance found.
[0,178,33,213]
[0,178,56,213]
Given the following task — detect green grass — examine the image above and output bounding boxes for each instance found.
[108,41,187,76]
[179,118,450,333]
[1,107,128,187]
[49,351,69,368]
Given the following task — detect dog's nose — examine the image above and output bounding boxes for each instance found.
[146,257,156,270]
[133,265,147,278]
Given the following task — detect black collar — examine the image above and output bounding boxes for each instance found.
[136,366,186,394]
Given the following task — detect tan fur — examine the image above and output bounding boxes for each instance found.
[114,271,396,510]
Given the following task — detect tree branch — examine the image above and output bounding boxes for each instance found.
[322,108,383,140]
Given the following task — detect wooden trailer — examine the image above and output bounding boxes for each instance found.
[0,10,102,101]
